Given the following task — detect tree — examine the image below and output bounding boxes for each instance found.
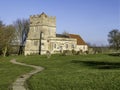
[62,31,69,36]
[0,20,4,55]
[0,23,15,57]
[14,19,29,55]
[108,29,120,50]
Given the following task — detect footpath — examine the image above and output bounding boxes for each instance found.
[10,59,44,90]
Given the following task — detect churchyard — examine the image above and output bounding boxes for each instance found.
[0,54,120,90]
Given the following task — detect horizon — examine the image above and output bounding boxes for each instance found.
[0,0,119,46]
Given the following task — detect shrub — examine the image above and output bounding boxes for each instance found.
[76,51,80,55]
[85,50,89,54]
[72,49,76,55]
[62,50,72,56]
[76,50,84,55]
[46,51,51,58]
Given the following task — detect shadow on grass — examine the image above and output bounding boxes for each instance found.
[71,60,120,70]
[108,53,120,57]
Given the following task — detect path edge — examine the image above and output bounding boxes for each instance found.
[10,59,44,90]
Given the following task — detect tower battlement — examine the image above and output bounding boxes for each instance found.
[30,12,56,26]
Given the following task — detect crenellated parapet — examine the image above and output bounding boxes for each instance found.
[30,12,56,27]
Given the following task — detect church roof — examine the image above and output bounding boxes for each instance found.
[68,34,87,45]
[56,34,69,38]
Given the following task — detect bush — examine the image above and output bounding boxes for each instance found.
[85,50,89,54]
[62,50,72,56]
[46,51,51,58]
[76,50,84,55]
[76,51,80,55]
[72,49,76,55]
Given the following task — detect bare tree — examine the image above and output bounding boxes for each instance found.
[62,31,69,36]
[14,19,29,55]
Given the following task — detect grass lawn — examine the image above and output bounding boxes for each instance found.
[16,54,120,90]
[0,56,33,90]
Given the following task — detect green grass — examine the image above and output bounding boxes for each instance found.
[16,54,120,90]
[0,56,33,90]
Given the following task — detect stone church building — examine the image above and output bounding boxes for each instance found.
[24,12,88,55]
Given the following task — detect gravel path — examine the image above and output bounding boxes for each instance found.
[10,59,44,90]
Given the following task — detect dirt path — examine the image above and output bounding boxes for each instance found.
[10,59,44,90]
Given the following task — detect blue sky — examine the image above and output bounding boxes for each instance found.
[0,0,119,46]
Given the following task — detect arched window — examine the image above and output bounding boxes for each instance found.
[72,44,74,48]
[83,46,85,50]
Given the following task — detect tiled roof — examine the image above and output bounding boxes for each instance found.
[69,34,87,45]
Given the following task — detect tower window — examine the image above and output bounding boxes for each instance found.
[54,44,57,48]
[66,44,68,48]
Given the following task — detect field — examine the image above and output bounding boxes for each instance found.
[0,54,120,90]
[15,54,120,90]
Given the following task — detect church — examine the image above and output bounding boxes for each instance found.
[24,12,88,55]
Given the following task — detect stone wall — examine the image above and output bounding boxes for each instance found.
[48,37,77,54]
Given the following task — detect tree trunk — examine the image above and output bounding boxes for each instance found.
[2,46,7,57]
[18,45,24,55]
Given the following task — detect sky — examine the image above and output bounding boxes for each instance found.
[0,0,119,46]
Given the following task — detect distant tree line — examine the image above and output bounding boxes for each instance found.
[87,29,120,54]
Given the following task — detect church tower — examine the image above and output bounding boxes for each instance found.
[24,12,56,55]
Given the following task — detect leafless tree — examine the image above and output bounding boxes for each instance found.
[14,19,29,55]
